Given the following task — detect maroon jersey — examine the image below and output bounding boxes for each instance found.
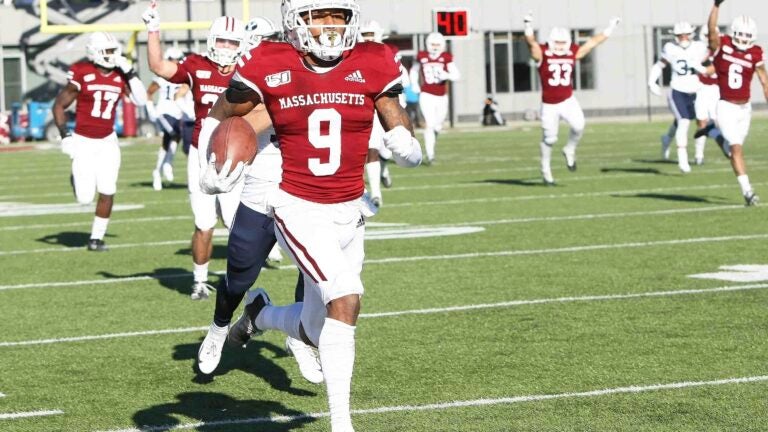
[169,53,234,148]
[713,35,765,102]
[538,43,579,104]
[235,41,401,203]
[416,51,453,96]
[68,61,129,139]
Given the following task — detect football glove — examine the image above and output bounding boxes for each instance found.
[142,1,160,32]
[523,12,534,37]
[603,17,621,37]
[115,56,134,75]
[60,134,75,158]
[383,126,422,167]
[199,153,246,194]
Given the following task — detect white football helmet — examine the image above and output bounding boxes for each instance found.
[164,47,184,61]
[548,27,572,56]
[673,21,694,48]
[86,32,122,69]
[281,0,360,62]
[426,32,446,57]
[359,19,386,43]
[731,15,757,51]
[246,16,280,49]
[207,16,246,66]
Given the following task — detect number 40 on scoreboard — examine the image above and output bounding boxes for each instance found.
[432,8,470,38]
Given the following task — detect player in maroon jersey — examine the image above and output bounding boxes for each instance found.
[143,3,247,299]
[410,31,460,164]
[52,32,147,252]
[707,0,768,206]
[195,0,421,429]
[524,14,620,185]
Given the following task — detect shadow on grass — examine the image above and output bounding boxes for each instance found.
[97,267,220,297]
[176,245,229,260]
[36,231,115,247]
[614,193,728,204]
[632,158,677,165]
[131,391,316,431]
[174,338,316,398]
[600,167,668,175]
[130,181,188,190]
[481,178,557,187]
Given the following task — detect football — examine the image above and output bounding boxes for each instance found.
[207,117,258,174]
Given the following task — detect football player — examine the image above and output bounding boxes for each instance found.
[525,14,620,185]
[410,31,460,165]
[692,25,731,164]
[707,0,768,205]
[145,47,185,191]
[52,32,147,251]
[648,21,709,172]
[196,0,422,429]
[143,4,247,300]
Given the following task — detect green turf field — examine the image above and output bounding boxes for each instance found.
[1,119,767,431]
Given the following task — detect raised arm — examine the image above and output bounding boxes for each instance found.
[523,12,542,62]
[708,1,724,51]
[576,17,620,59]
[142,2,178,79]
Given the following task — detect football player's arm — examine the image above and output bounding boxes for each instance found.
[648,59,668,95]
[409,63,421,93]
[708,3,721,51]
[523,12,542,62]
[145,81,159,121]
[243,103,272,137]
[444,62,461,81]
[377,94,422,167]
[52,83,79,137]
[756,63,768,101]
[576,17,620,60]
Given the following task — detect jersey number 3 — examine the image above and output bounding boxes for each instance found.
[308,108,342,176]
[547,63,573,87]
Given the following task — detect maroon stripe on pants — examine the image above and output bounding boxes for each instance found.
[274,213,328,283]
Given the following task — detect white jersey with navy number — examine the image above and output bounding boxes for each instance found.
[152,77,183,119]
[662,41,708,94]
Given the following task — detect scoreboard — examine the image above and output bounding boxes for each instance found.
[432,8,470,38]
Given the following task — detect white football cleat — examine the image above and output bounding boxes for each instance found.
[285,336,324,384]
[152,169,162,191]
[197,324,228,375]
[162,162,174,182]
[190,282,213,300]
[542,169,555,186]
[679,162,691,174]
[562,148,576,172]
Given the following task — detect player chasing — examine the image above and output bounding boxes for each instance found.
[145,47,185,191]
[53,32,147,251]
[143,3,248,300]
[647,21,709,172]
[707,0,768,205]
[196,0,422,429]
[524,13,621,185]
[410,31,460,165]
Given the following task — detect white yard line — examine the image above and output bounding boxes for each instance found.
[0,410,64,420]
[99,375,768,431]
[2,233,768,286]
[2,283,766,347]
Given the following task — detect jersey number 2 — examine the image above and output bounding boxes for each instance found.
[90,91,119,120]
[308,108,342,176]
[547,63,573,87]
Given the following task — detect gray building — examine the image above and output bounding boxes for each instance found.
[1,0,766,124]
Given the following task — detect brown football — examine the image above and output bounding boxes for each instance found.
[207,117,258,174]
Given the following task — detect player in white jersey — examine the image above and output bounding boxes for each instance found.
[648,21,709,172]
[146,47,184,190]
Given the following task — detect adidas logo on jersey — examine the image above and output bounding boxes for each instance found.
[345,70,366,83]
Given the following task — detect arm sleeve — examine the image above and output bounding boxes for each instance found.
[127,76,148,106]
[409,62,421,93]
[648,61,664,86]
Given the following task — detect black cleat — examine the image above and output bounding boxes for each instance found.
[86,239,108,252]
[693,123,716,139]
[744,192,759,207]
[381,174,392,188]
[227,288,271,348]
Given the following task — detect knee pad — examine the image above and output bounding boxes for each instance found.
[542,133,558,146]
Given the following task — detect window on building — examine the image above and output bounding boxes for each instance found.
[572,29,595,90]
[484,31,538,94]
[2,56,23,111]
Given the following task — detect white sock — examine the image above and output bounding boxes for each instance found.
[255,302,303,341]
[319,318,356,432]
[90,216,109,240]
[694,136,706,160]
[155,148,166,171]
[675,119,690,150]
[737,175,752,195]
[424,128,436,160]
[193,262,209,283]
[365,161,382,198]
[208,322,228,340]
[539,141,553,173]
[677,147,689,166]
